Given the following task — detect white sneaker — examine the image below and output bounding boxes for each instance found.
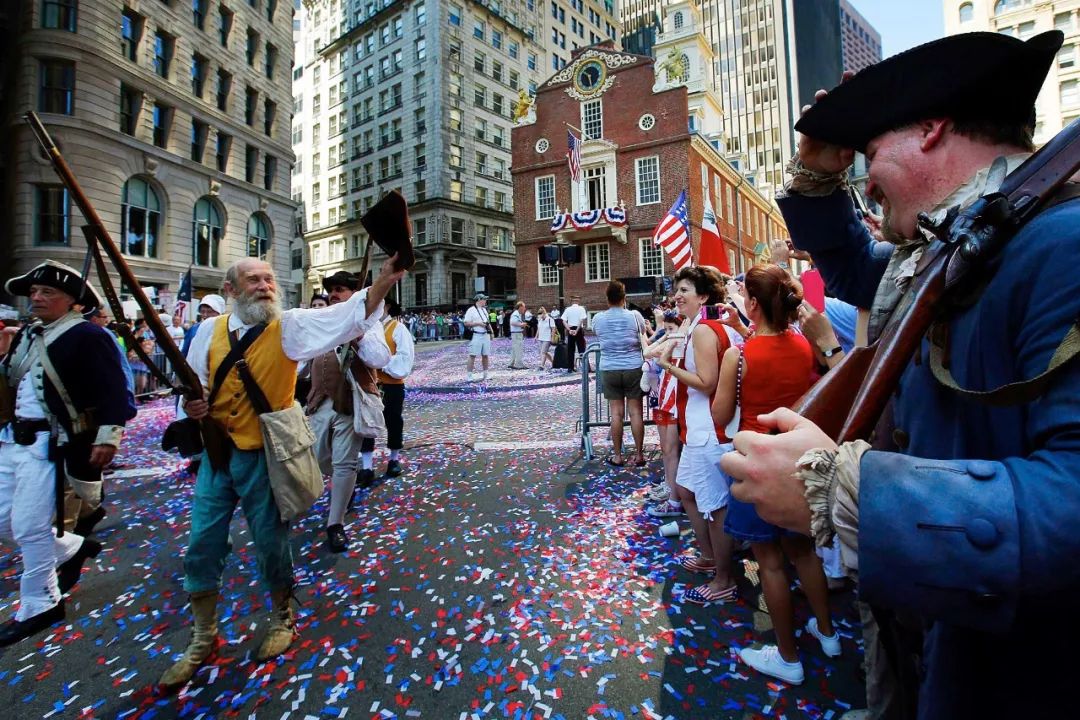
[806,617,842,657]
[482,371,489,381]
[467,372,478,382]
[646,501,685,519]
[647,483,672,502]
[738,645,804,684]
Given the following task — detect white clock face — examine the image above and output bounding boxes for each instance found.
[535,138,550,153]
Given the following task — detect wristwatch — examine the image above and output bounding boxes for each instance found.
[821,345,843,358]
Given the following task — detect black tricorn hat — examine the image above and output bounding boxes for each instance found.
[5,260,102,311]
[322,270,361,292]
[361,190,415,271]
[796,31,1063,153]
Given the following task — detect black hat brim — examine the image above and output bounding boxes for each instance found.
[361,190,415,271]
[322,272,360,292]
[795,31,1063,153]
[5,262,102,311]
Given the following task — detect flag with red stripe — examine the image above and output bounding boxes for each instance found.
[566,130,582,183]
[652,190,692,270]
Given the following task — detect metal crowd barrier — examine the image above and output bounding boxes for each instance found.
[409,322,468,342]
[578,343,655,460]
[133,350,175,399]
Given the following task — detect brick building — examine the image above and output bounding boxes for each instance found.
[511,40,788,313]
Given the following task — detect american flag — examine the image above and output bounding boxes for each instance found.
[652,190,693,270]
[566,130,582,182]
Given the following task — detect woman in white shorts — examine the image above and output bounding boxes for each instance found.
[655,265,744,605]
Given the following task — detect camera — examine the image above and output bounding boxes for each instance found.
[700,305,728,321]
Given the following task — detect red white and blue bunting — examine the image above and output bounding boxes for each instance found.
[549,213,569,233]
[549,205,628,234]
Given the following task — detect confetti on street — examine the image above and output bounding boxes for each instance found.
[0,345,865,719]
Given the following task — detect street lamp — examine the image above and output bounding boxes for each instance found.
[538,241,581,312]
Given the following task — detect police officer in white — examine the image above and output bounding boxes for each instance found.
[561,295,588,371]
[464,293,491,382]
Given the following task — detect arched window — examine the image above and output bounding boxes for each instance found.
[959,2,974,22]
[673,11,684,30]
[247,213,271,259]
[679,53,690,82]
[193,197,223,267]
[121,177,161,258]
[994,0,1021,15]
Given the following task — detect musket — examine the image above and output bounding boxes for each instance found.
[24,112,202,400]
[23,112,232,465]
[795,117,1080,443]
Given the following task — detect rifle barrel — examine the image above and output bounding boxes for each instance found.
[24,112,203,400]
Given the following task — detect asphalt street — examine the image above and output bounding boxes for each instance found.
[0,339,866,719]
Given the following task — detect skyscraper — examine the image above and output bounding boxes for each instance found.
[945,0,1080,147]
[1,0,299,308]
[621,0,843,196]
[839,0,882,73]
[293,0,621,310]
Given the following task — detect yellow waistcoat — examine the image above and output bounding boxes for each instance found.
[208,316,298,450]
[377,320,405,385]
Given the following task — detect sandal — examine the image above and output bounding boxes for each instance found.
[633,455,647,467]
[682,583,738,605]
[679,554,716,574]
[604,456,625,467]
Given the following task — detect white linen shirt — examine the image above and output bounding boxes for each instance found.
[463,306,488,333]
[381,319,416,380]
[186,288,388,391]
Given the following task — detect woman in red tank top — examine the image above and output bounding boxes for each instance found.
[710,265,841,685]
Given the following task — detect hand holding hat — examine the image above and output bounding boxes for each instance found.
[797,71,856,175]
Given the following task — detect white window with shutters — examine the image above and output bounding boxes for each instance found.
[535,174,556,219]
[585,241,610,282]
[639,237,663,277]
[635,156,660,205]
[581,99,602,139]
[539,259,559,286]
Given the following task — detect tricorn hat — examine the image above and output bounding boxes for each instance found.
[796,31,1063,153]
[361,190,416,271]
[5,260,102,311]
[322,270,361,292]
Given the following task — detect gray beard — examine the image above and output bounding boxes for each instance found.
[234,293,282,325]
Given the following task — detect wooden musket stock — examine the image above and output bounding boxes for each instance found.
[23,113,227,460]
[794,117,1080,444]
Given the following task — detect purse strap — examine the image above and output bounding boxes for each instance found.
[733,346,744,409]
[206,322,268,409]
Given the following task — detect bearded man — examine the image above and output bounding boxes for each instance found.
[159,255,404,691]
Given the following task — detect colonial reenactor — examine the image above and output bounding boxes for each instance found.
[306,270,390,553]
[160,256,403,691]
[723,30,1080,717]
[359,297,415,480]
[0,261,135,646]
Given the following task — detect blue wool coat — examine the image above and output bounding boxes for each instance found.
[779,189,1080,719]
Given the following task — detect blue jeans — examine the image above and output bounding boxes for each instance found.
[183,448,294,593]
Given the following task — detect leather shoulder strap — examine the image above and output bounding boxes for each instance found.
[207,322,268,407]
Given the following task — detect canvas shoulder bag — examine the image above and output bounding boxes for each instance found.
[229,329,323,522]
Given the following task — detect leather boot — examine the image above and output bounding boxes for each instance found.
[255,588,297,662]
[158,590,219,691]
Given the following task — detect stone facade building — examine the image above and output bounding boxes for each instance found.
[512,39,788,313]
[1,0,299,310]
[945,0,1080,147]
[621,0,843,198]
[293,0,620,311]
[839,0,882,74]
